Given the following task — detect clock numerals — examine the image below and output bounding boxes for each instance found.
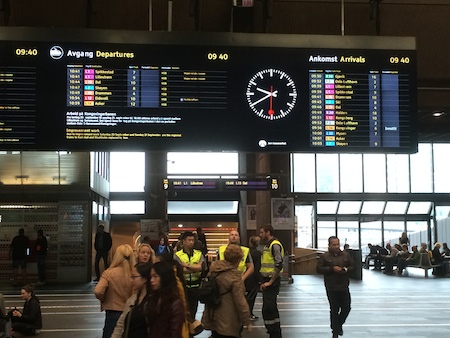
[246,68,297,120]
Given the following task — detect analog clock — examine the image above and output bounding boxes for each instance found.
[246,68,298,120]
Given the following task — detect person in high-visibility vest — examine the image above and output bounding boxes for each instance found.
[174,231,205,320]
[259,225,284,338]
[218,229,254,281]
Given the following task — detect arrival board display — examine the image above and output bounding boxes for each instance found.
[0,28,418,152]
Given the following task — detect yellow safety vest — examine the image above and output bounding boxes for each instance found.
[260,239,284,278]
[218,245,250,273]
[175,249,203,288]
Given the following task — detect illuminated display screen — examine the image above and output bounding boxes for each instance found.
[0,27,417,152]
[163,178,277,191]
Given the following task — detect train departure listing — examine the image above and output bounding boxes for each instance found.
[0,27,417,152]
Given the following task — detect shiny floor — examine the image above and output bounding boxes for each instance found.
[1,268,449,338]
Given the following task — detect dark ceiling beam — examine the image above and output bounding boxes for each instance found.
[0,0,11,25]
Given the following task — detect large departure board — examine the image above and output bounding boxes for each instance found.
[0,27,417,152]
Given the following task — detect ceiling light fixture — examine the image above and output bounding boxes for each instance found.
[433,111,444,117]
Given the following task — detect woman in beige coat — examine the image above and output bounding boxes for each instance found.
[202,244,252,338]
[111,262,151,338]
[94,244,136,338]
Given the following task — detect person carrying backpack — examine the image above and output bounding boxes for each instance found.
[201,244,252,338]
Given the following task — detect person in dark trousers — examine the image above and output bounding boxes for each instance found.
[245,236,262,320]
[94,225,113,282]
[316,236,355,338]
[35,230,48,285]
[174,231,205,320]
[196,227,208,255]
[259,225,284,338]
[9,284,42,336]
[9,228,30,286]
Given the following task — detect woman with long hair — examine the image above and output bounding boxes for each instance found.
[9,284,42,336]
[136,242,156,264]
[154,234,173,257]
[111,262,152,338]
[146,261,185,338]
[94,244,136,338]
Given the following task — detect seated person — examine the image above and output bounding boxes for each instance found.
[419,242,428,254]
[1,293,11,336]
[431,242,446,276]
[9,284,42,336]
[382,243,399,275]
[396,245,420,275]
[442,242,450,257]
[364,243,382,270]
[364,244,378,269]
[397,244,410,260]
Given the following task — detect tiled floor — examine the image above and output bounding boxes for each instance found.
[2,268,449,337]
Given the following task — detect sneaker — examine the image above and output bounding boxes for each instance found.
[250,315,258,320]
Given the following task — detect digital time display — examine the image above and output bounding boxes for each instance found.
[0,27,417,153]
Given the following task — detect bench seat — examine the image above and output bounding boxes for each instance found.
[405,253,441,277]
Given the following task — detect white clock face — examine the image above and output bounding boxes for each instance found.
[246,68,298,120]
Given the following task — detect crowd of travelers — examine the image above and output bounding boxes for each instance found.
[91,224,284,338]
[363,232,450,277]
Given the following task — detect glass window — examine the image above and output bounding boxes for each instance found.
[361,201,385,214]
[435,206,450,220]
[384,221,405,246]
[407,221,429,246]
[337,201,362,214]
[110,152,145,192]
[168,201,239,214]
[295,205,314,248]
[337,221,359,249]
[361,221,382,256]
[316,154,339,192]
[0,152,21,185]
[407,202,431,214]
[317,201,338,214]
[384,201,408,214]
[386,153,410,193]
[291,153,316,193]
[167,152,238,177]
[110,201,145,214]
[433,143,450,193]
[317,221,336,250]
[363,154,386,193]
[410,143,433,193]
[339,154,362,193]
[22,151,59,185]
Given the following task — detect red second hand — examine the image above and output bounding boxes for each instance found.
[268,85,274,118]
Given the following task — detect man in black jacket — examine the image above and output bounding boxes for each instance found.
[94,225,112,282]
[316,236,354,338]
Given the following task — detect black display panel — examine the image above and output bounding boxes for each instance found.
[0,28,418,152]
[162,178,278,191]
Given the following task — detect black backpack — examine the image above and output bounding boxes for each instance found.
[198,271,230,306]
